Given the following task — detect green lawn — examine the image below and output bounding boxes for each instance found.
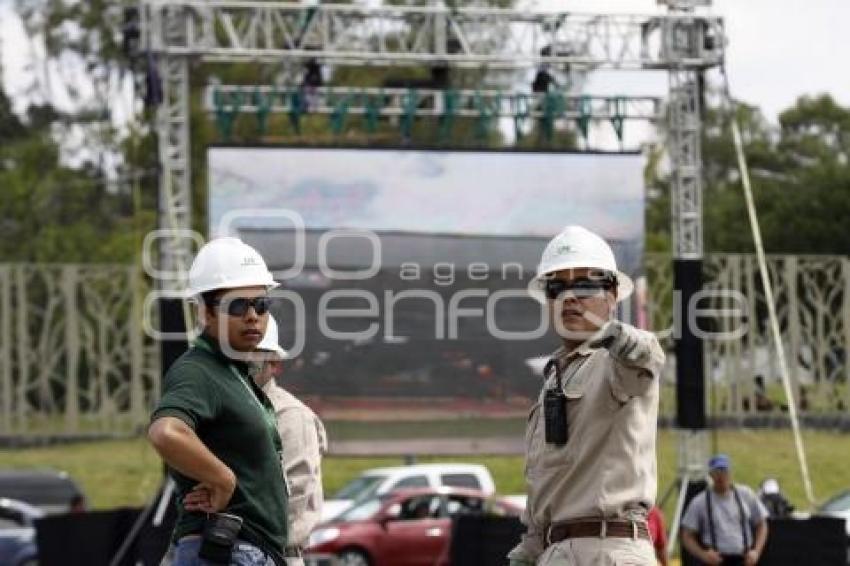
[1,429,848,516]
[0,437,163,509]
[323,418,526,440]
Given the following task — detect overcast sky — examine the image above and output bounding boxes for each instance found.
[2,0,848,124]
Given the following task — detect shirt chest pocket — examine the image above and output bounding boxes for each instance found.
[525,388,586,474]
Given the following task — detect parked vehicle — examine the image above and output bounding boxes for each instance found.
[0,469,86,515]
[322,463,496,521]
[307,486,520,566]
[816,488,850,536]
[0,498,44,566]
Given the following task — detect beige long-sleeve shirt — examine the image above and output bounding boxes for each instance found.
[262,381,328,548]
[508,325,665,562]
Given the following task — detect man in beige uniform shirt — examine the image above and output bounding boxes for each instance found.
[508,225,665,566]
[255,316,328,566]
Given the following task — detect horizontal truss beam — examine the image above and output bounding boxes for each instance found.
[203,85,663,121]
[142,1,724,69]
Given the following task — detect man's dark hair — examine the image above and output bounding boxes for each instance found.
[201,290,221,307]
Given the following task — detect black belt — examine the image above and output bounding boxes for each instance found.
[546,519,650,546]
[283,546,303,558]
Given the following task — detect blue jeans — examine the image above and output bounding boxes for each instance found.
[171,536,276,566]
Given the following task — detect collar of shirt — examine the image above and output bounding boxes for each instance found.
[196,332,253,375]
[549,340,599,375]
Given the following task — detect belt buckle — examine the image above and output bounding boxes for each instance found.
[545,525,553,547]
[599,519,607,539]
[630,519,638,540]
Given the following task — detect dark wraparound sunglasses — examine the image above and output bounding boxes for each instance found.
[209,296,272,316]
[544,277,616,300]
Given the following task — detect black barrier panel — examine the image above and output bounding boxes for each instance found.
[449,514,524,566]
[36,508,142,566]
[117,483,178,566]
[136,489,178,565]
[35,502,176,566]
[674,258,707,430]
[759,516,846,566]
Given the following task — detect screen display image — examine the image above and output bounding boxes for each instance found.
[208,147,646,421]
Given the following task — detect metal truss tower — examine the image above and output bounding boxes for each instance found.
[150,5,192,291]
[658,0,714,557]
[661,5,714,259]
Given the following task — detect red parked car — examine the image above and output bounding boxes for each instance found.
[305,487,520,566]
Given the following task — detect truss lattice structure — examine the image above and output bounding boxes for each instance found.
[155,6,193,290]
[142,1,724,68]
[203,85,663,121]
[140,1,724,280]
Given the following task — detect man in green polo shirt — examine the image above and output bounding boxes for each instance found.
[148,237,288,566]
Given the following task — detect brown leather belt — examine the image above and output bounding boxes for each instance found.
[283,546,303,558]
[546,519,650,546]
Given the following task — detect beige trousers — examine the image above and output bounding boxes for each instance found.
[537,537,656,566]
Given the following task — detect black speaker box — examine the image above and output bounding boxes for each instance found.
[674,259,707,430]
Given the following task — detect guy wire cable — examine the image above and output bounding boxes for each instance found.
[718,62,815,507]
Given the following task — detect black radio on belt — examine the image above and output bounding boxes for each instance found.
[198,512,243,564]
[543,360,568,446]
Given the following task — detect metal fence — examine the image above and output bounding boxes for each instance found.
[0,254,848,437]
[0,264,160,437]
[646,254,850,419]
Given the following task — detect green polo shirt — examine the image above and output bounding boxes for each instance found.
[151,333,287,565]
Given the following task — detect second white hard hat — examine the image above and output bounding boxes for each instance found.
[257,315,288,359]
[528,225,634,304]
[186,237,278,298]
[761,478,780,495]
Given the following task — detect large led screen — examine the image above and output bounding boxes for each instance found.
[209,147,644,240]
[208,147,646,422]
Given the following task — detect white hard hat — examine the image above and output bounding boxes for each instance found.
[761,478,780,495]
[529,225,634,304]
[257,315,288,359]
[186,237,279,298]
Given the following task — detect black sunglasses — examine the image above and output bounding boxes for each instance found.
[544,277,616,300]
[210,296,272,317]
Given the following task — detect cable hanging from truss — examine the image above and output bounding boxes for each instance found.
[720,63,816,508]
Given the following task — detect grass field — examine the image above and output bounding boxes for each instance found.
[323,418,527,440]
[1,428,848,520]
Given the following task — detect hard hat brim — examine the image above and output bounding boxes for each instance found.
[185,279,280,300]
[527,269,634,304]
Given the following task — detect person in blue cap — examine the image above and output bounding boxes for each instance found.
[680,454,769,566]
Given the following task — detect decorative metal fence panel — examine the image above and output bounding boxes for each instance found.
[0,255,847,437]
[644,253,850,419]
[0,264,160,436]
